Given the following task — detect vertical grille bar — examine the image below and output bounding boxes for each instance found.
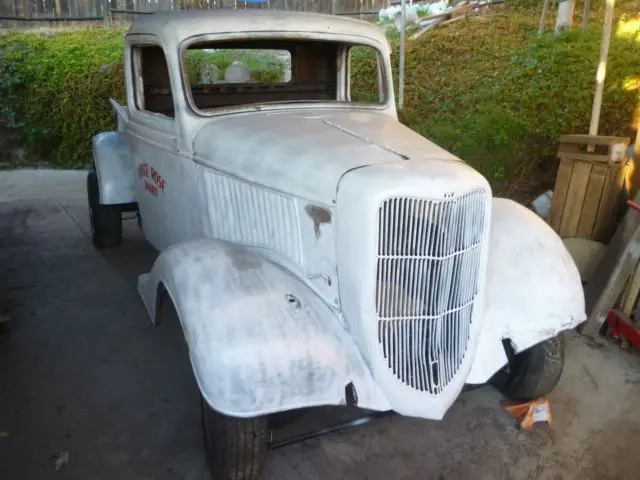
[376,191,486,394]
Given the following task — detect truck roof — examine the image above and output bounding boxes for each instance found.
[127,9,389,50]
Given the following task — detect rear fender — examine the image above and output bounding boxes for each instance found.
[92,99,135,205]
[467,199,586,384]
[110,98,129,132]
[137,238,389,417]
[92,132,136,205]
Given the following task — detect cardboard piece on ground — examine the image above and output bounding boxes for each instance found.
[501,398,552,429]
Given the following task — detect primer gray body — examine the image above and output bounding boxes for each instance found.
[93,10,586,420]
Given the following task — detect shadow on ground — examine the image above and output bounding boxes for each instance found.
[1,170,639,480]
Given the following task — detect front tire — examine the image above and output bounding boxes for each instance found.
[201,397,268,480]
[87,170,122,249]
[498,335,565,400]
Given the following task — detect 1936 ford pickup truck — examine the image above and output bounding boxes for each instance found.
[87,9,586,479]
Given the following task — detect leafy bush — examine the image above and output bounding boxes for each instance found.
[0,29,126,167]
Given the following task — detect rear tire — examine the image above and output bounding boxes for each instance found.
[87,170,122,249]
[201,397,268,480]
[498,335,565,400]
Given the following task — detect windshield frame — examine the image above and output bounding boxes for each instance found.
[178,32,393,117]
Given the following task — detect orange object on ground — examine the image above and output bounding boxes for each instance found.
[501,398,552,429]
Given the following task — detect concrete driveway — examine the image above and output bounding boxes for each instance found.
[1,169,640,480]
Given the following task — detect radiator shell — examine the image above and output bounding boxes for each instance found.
[336,159,492,418]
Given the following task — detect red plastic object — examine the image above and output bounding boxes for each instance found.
[628,200,640,212]
[607,309,640,348]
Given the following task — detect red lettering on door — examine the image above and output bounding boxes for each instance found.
[144,179,158,196]
[139,164,166,197]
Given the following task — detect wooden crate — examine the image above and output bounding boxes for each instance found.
[549,134,630,243]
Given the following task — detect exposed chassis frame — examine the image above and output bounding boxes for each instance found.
[268,385,483,449]
[269,410,393,450]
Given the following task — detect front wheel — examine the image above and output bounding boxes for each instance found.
[497,335,565,400]
[201,397,268,480]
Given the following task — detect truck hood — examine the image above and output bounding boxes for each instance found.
[192,110,461,205]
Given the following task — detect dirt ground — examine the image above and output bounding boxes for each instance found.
[1,170,639,480]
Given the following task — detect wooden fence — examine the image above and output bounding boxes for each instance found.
[0,0,389,23]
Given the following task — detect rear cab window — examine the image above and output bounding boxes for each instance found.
[181,38,388,113]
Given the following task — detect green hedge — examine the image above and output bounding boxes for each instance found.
[0,29,126,167]
[0,33,287,167]
[1,8,639,198]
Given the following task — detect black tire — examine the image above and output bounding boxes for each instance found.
[87,170,122,249]
[201,397,268,480]
[498,335,565,401]
[268,408,307,430]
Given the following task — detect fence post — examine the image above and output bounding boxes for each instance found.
[21,0,32,17]
[583,0,590,29]
[102,0,110,27]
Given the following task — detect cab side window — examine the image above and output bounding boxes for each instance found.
[132,45,175,118]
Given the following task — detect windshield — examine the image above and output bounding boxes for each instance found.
[181,38,387,114]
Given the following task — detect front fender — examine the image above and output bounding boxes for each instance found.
[467,199,586,384]
[93,131,136,205]
[137,239,389,417]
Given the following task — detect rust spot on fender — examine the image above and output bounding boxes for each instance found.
[305,205,332,238]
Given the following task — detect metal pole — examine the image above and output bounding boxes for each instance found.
[537,0,550,36]
[588,0,615,136]
[398,0,406,111]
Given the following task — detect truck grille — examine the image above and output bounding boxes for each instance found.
[376,191,486,393]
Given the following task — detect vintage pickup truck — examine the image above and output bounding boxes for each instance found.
[87,9,586,479]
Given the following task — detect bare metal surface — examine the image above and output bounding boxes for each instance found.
[136,237,390,418]
[203,171,302,264]
[190,111,417,205]
[92,132,136,205]
[335,161,491,420]
[0,170,639,480]
[467,199,586,384]
[89,8,585,434]
[127,10,390,51]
